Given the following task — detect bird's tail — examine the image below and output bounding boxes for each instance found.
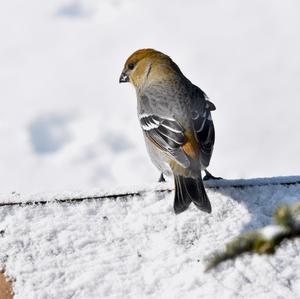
[174,175,212,214]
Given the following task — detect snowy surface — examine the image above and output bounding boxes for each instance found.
[0,175,299,205]
[1,179,300,298]
[1,0,300,193]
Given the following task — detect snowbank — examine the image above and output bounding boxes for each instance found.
[0,177,300,298]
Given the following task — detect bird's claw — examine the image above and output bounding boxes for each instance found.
[203,170,222,181]
[158,173,166,182]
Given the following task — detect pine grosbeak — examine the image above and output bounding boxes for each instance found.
[120,49,216,214]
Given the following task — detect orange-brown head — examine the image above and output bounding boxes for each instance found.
[119,48,183,89]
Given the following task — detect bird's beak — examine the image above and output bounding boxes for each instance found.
[119,72,129,83]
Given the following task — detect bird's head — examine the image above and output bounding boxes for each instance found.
[119,48,182,89]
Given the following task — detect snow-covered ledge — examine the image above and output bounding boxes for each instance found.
[0,176,300,298]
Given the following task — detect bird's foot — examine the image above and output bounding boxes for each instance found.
[203,170,222,181]
[158,173,166,183]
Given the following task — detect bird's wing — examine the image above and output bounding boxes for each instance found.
[139,114,190,168]
[191,93,215,168]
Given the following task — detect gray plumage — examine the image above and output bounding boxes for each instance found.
[120,48,216,214]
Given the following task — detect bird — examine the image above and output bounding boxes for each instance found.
[119,49,216,214]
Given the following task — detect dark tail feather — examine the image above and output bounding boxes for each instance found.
[174,175,192,214]
[174,175,212,214]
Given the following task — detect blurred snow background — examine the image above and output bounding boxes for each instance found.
[0,0,299,193]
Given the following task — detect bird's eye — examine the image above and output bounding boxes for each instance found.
[128,63,135,70]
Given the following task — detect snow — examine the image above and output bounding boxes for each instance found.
[260,225,287,240]
[1,1,300,297]
[0,175,298,205]
[205,175,300,188]
[0,180,300,298]
[1,0,300,193]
